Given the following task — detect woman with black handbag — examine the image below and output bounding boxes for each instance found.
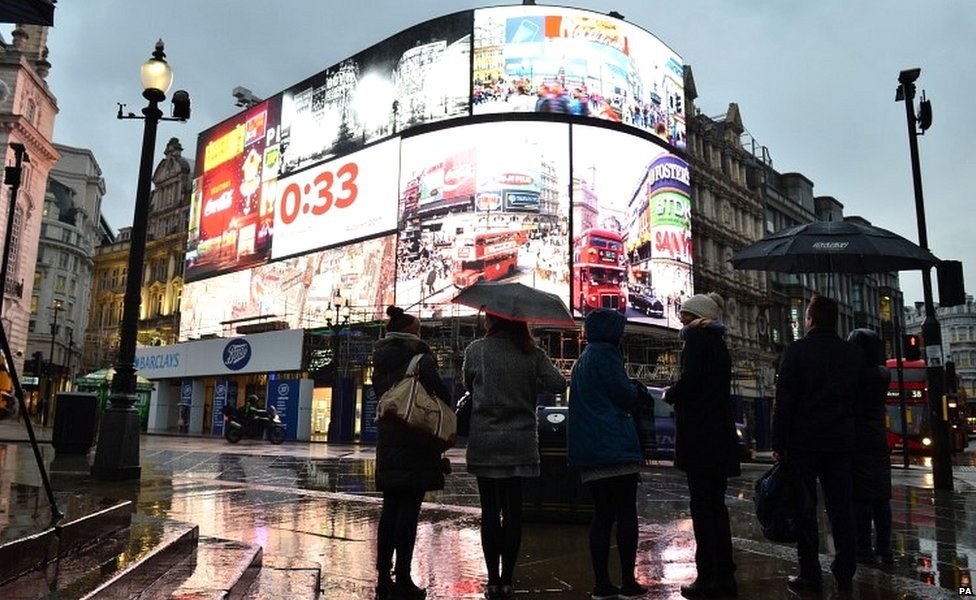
[567,308,649,600]
[372,306,452,600]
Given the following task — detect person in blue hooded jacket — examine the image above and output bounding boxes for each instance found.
[567,309,649,600]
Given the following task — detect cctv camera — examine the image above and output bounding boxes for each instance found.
[898,68,921,85]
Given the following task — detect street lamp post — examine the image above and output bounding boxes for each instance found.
[896,67,952,491]
[92,40,190,481]
[44,299,62,426]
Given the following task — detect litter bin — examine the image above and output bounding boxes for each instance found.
[522,406,593,523]
[52,392,99,455]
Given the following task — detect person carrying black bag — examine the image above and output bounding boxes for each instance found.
[372,306,453,600]
[667,292,740,599]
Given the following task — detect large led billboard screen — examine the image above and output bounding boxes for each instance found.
[278,12,472,177]
[180,235,396,340]
[186,98,282,283]
[395,121,570,319]
[182,7,694,337]
[473,6,685,149]
[571,124,692,328]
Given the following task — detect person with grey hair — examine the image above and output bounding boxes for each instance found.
[667,292,740,599]
[773,294,864,594]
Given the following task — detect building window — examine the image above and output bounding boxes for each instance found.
[55,275,66,292]
[59,252,69,268]
[28,319,35,332]
[61,228,71,243]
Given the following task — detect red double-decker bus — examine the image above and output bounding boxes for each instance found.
[885,359,967,454]
[453,229,526,287]
[573,228,626,314]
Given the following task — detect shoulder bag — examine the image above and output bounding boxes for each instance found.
[377,354,457,449]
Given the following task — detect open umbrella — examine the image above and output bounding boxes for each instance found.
[730,220,938,274]
[0,0,56,26]
[451,282,575,326]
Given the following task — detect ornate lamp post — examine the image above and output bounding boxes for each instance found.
[92,41,190,480]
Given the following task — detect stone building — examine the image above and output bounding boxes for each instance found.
[0,24,59,372]
[84,138,192,370]
[24,144,105,419]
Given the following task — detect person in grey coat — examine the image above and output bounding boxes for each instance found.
[463,314,566,600]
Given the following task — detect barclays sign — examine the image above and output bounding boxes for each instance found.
[222,339,252,371]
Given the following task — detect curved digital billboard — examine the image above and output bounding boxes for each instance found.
[182,7,690,338]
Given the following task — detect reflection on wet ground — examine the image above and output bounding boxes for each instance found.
[1,431,975,598]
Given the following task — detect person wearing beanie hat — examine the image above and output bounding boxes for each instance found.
[680,293,722,321]
[371,306,451,599]
[668,291,739,599]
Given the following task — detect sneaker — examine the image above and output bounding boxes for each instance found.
[591,584,621,600]
[786,575,823,592]
[619,581,649,598]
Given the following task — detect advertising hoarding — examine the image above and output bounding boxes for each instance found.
[278,12,472,177]
[396,121,570,319]
[271,138,400,259]
[571,124,692,328]
[187,98,283,283]
[473,6,685,149]
[180,235,396,340]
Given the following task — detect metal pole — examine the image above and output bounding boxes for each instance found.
[44,302,60,426]
[899,72,952,491]
[91,90,162,481]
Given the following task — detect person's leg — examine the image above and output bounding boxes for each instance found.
[377,491,400,580]
[393,488,426,586]
[498,477,524,587]
[585,478,618,590]
[686,471,717,585]
[820,453,856,586]
[790,453,824,583]
[477,477,503,586]
[707,473,735,585]
[873,499,893,562]
[612,474,640,588]
[854,500,875,561]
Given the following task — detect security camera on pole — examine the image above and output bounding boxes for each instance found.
[896,67,952,491]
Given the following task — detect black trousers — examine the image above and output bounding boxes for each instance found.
[477,477,524,586]
[790,451,856,584]
[686,470,735,583]
[377,488,426,580]
[585,473,639,588]
[855,498,892,559]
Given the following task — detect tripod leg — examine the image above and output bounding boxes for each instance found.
[0,322,63,523]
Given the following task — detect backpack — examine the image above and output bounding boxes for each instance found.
[753,461,800,543]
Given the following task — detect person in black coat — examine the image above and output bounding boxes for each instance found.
[847,328,893,564]
[372,306,452,600]
[772,295,865,594]
[667,293,740,599]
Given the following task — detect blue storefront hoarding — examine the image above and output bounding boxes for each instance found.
[268,379,300,441]
[360,385,378,444]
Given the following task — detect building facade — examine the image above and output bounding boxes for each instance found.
[0,24,59,372]
[84,138,191,370]
[24,144,105,419]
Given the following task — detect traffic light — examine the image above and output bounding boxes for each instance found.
[903,334,921,361]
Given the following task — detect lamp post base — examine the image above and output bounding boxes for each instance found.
[90,403,142,481]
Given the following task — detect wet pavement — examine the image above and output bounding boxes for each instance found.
[2,421,975,599]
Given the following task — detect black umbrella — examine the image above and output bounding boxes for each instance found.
[0,0,56,26]
[451,282,575,326]
[730,220,938,274]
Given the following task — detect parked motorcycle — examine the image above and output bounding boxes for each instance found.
[222,404,286,444]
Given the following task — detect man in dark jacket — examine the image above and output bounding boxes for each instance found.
[372,306,452,600]
[773,295,864,593]
[667,293,739,599]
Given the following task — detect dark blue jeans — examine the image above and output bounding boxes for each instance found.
[789,451,856,584]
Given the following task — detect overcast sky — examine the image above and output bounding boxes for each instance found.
[32,0,976,306]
